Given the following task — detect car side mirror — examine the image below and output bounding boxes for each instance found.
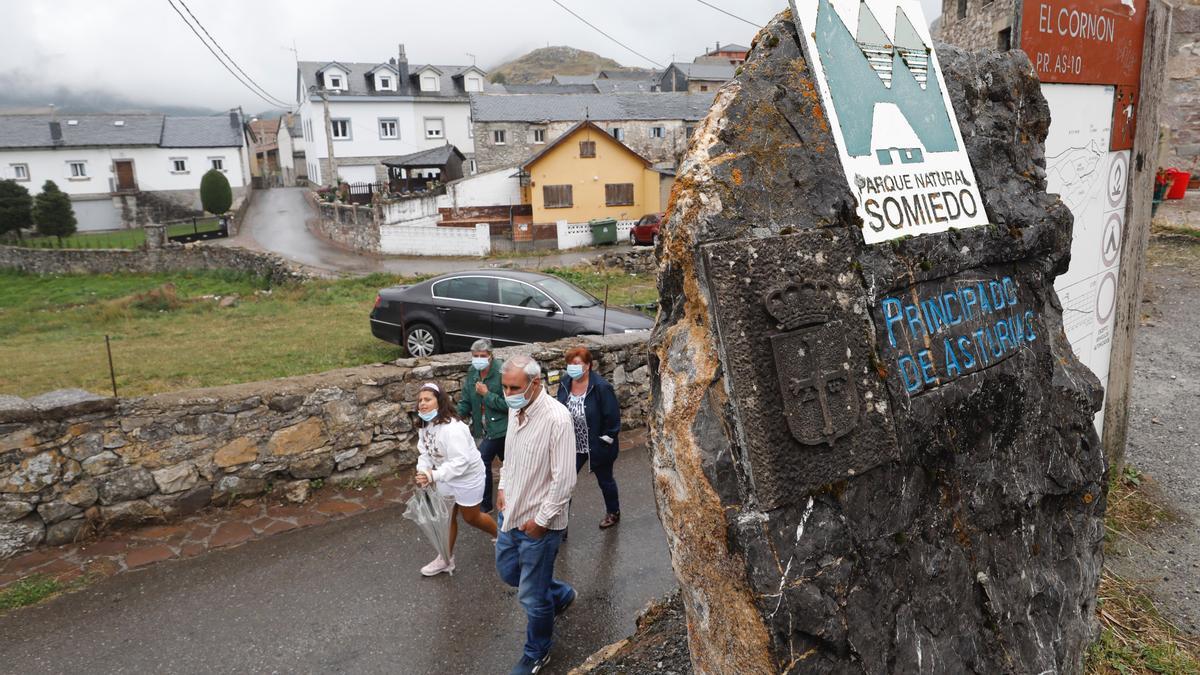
[541,299,557,315]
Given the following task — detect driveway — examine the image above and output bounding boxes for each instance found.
[0,445,676,674]
[232,188,633,277]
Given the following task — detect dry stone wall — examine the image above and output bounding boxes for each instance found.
[0,333,650,559]
[0,244,303,286]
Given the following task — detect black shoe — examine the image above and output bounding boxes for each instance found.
[555,587,577,616]
[510,653,551,675]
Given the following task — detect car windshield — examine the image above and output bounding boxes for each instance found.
[537,277,601,308]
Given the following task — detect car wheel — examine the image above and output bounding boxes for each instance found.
[404,324,440,357]
[653,233,661,247]
[629,231,638,246]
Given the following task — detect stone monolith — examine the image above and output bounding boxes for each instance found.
[649,10,1106,674]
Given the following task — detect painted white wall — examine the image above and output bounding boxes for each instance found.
[380,222,490,256]
[443,166,521,208]
[277,120,295,174]
[0,145,248,197]
[555,219,638,250]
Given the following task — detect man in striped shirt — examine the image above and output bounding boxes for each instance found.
[496,355,577,675]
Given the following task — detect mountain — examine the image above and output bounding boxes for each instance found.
[0,72,246,117]
[487,46,651,84]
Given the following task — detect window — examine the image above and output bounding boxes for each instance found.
[421,74,440,92]
[11,163,29,181]
[699,85,709,92]
[432,276,495,303]
[328,75,343,90]
[331,119,351,140]
[468,116,474,138]
[425,118,444,138]
[209,157,225,171]
[956,0,967,19]
[997,27,1012,50]
[610,127,624,141]
[650,126,665,139]
[579,140,596,158]
[537,277,600,309]
[532,129,546,144]
[379,118,399,139]
[379,76,391,90]
[465,76,483,92]
[498,279,554,309]
[605,183,635,206]
[543,184,573,209]
[68,161,87,178]
[493,129,506,145]
[469,159,477,174]
[170,158,188,173]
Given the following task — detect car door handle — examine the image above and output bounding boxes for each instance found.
[435,306,452,312]
[494,313,511,320]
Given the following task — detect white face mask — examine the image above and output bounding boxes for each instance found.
[505,380,535,410]
[472,357,489,371]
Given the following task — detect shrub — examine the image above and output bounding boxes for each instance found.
[33,180,77,243]
[0,179,33,242]
[200,169,233,215]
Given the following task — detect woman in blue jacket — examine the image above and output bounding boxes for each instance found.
[556,345,622,528]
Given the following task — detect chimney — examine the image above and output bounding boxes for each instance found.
[396,43,410,94]
[229,110,239,128]
[49,121,63,145]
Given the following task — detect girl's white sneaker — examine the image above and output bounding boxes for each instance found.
[420,555,455,576]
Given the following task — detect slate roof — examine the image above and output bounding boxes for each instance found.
[522,120,650,169]
[499,83,599,94]
[593,79,656,94]
[550,74,601,86]
[713,43,749,52]
[665,61,737,80]
[381,144,466,168]
[598,70,659,80]
[0,113,244,149]
[470,92,715,123]
[297,61,502,98]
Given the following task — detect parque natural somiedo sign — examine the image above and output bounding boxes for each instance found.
[647,2,1108,673]
[791,0,988,243]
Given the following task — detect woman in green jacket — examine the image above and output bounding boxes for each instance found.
[456,339,509,513]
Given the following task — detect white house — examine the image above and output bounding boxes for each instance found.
[296,44,500,186]
[276,112,306,187]
[0,111,252,230]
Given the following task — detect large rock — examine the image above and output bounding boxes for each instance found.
[0,451,66,493]
[648,15,1104,675]
[0,515,46,558]
[287,453,334,479]
[268,419,327,456]
[95,467,158,505]
[0,499,35,523]
[214,437,259,468]
[151,462,200,494]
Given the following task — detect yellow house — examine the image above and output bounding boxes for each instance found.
[523,120,662,224]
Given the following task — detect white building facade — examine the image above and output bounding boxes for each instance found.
[0,112,251,230]
[296,45,497,186]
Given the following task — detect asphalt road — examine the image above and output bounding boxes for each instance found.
[0,446,676,674]
[232,188,633,276]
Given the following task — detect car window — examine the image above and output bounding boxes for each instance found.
[637,215,649,226]
[536,277,600,309]
[432,276,494,303]
[498,279,553,309]
[647,215,659,225]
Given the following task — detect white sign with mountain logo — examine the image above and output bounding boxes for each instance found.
[789,0,988,243]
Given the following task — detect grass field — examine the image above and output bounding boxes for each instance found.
[0,266,658,397]
[13,219,222,250]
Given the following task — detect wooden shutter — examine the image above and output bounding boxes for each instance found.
[543,184,574,209]
[605,183,634,206]
[579,141,596,158]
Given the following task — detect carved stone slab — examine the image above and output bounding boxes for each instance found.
[701,229,898,510]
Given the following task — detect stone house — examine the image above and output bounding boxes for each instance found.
[295,44,501,185]
[696,42,751,65]
[0,111,252,231]
[521,120,664,224]
[247,118,279,182]
[936,0,1016,51]
[657,61,737,93]
[469,92,714,173]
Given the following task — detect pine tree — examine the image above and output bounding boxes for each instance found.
[0,179,33,243]
[33,180,77,244]
[200,169,233,215]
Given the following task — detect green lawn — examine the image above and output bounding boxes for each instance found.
[14,219,222,250]
[0,267,658,398]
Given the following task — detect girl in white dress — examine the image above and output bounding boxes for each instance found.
[414,382,498,576]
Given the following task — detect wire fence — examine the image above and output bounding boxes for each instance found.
[5,218,225,250]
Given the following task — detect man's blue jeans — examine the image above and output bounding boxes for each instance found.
[495,512,573,660]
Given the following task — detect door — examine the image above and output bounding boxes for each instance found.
[114,160,136,192]
[493,279,564,346]
[429,275,496,351]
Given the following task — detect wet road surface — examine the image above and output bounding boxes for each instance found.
[233,188,634,277]
[0,445,676,674]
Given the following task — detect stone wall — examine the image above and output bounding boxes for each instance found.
[936,0,1016,50]
[1165,1,1200,171]
[314,202,381,252]
[0,244,303,286]
[0,333,651,558]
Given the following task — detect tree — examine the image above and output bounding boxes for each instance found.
[33,180,76,243]
[200,169,232,215]
[0,179,33,243]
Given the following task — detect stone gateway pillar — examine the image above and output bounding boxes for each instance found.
[648,9,1106,675]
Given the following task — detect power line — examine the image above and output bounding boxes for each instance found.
[174,0,293,108]
[693,0,762,29]
[549,0,666,69]
[166,0,292,109]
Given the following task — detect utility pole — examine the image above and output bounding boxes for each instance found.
[318,88,337,187]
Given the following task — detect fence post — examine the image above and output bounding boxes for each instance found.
[144,223,167,250]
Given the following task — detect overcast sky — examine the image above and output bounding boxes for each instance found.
[0,0,943,113]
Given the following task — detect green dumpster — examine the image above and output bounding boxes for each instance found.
[589,217,618,245]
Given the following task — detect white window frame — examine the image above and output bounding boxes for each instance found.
[331,118,351,140]
[378,118,399,140]
[610,127,624,141]
[424,117,444,139]
[532,128,546,144]
[378,75,392,90]
[170,157,189,174]
[327,73,344,90]
[11,163,29,181]
[465,76,483,92]
[468,116,474,138]
[67,160,88,179]
[420,74,440,92]
[651,126,665,139]
[209,157,226,172]
[493,129,506,145]
[469,159,477,175]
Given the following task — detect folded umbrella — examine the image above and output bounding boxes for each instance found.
[402,485,457,564]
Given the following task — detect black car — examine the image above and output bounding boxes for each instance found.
[370,270,655,356]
